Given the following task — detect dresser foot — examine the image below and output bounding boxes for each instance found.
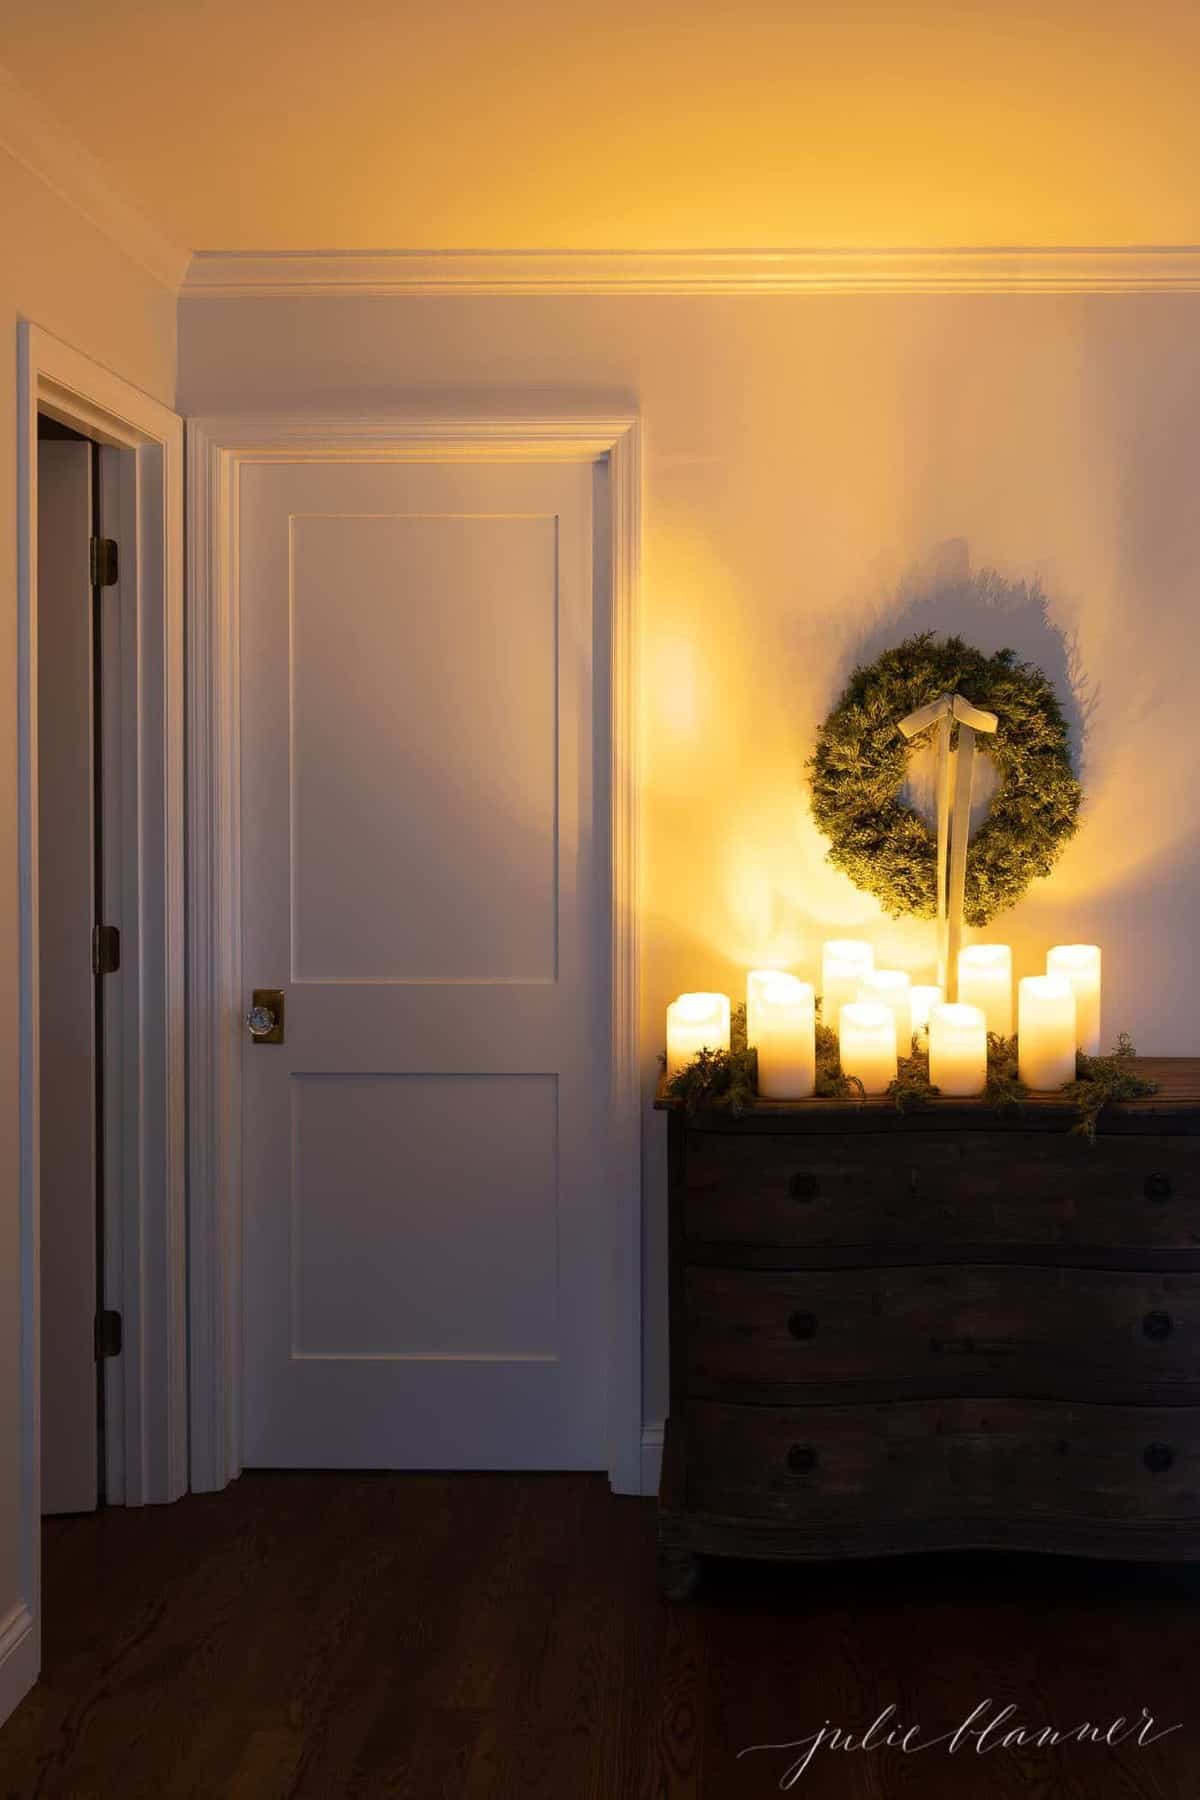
[658,1546,702,1602]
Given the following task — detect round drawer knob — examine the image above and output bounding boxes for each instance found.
[787,1443,817,1475]
[788,1172,820,1202]
[1143,1310,1173,1342]
[1144,1442,1175,1474]
[1145,1172,1173,1203]
[787,1310,818,1340]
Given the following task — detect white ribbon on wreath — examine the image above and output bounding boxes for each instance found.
[898,691,999,996]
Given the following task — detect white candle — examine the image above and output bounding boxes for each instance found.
[859,969,913,1053]
[746,969,785,1048]
[911,983,944,1045]
[957,944,1013,1037]
[928,1001,988,1096]
[1046,944,1102,1056]
[666,991,731,1076]
[822,939,874,1035]
[838,1000,897,1095]
[755,975,817,1099]
[1017,975,1077,1091]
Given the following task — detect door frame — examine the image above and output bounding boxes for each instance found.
[11,322,187,1709]
[187,413,643,1494]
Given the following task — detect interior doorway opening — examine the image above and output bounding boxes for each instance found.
[35,415,130,1515]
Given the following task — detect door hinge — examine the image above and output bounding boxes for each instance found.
[95,1309,122,1360]
[92,923,120,975]
[90,536,118,588]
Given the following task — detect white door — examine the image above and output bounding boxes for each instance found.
[239,457,607,1469]
[37,438,99,1514]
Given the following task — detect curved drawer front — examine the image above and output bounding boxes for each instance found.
[685,1397,1200,1524]
[684,1266,1200,1400]
[684,1131,1200,1252]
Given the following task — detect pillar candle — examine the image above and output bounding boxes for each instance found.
[1017,975,1077,1091]
[911,983,944,1046]
[666,992,731,1076]
[838,1000,897,1096]
[957,944,1013,1037]
[821,939,874,1035]
[746,969,785,1048]
[928,1001,988,1097]
[859,969,913,1052]
[755,975,817,1100]
[1046,944,1102,1056]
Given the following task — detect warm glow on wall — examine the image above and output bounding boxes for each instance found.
[648,634,702,746]
[638,470,1191,1048]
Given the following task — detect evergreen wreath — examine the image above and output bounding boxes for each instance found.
[808,626,1083,924]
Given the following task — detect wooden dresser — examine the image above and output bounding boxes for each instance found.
[656,1058,1200,1597]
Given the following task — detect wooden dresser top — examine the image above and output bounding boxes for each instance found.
[655,1056,1200,1135]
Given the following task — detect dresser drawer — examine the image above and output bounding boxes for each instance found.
[684,1265,1200,1402]
[685,1397,1200,1525]
[684,1131,1200,1254]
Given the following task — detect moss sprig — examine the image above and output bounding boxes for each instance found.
[889,1038,940,1112]
[661,1003,758,1116]
[983,1033,1026,1113]
[1062,1032,1159,1144]
[815,1019,864,1100]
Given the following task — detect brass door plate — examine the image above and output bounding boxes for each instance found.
[250,987,285,1044]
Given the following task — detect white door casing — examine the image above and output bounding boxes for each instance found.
[9,325,186,1730]
[241,461,603,1466]
[187,417,642,1491]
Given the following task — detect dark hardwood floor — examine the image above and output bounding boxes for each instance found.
[1,1473,1197,1798]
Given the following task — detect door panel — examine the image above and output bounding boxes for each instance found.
[290,513,559,983]
[38,439,99,1515]
[290,1073,559,1358]
[240,459,605,1469]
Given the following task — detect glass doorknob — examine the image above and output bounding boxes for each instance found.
[245,989,285,1043]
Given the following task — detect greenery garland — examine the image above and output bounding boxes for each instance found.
[889,1030,1157,1143]
[807,621,1083,924]
[662,1008,1158,1145]
[661,1005,859,1117]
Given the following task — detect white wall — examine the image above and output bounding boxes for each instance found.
[0,144,175,1714]
[177,289,1200,1432]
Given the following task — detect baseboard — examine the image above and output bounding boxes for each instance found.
[0,1601,37,1730]
[640,1421,664,1497]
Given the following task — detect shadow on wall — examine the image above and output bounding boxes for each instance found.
[838,538,1099,779]
[1020,824,1200,1056]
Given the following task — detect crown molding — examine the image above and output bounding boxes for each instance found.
[181,245,1200,299]
[0,63,188,292]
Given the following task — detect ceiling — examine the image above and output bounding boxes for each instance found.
[3,0,1199,253]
